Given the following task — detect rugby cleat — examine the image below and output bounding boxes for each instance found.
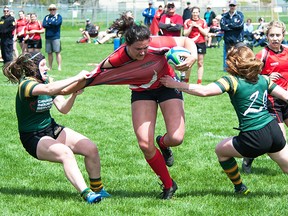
[160,179,178,200]
[156,135,174,167]
[95,188,111,198]
[234,184,250,195]
[84,191,102,204]
[242,157,254,174]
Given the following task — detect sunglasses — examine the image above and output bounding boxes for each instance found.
[3,10,9,12]
[49,8,56,11]
[167,6,175,9]
[229,4,236,7]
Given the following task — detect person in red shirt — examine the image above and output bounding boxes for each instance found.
[24,13,44,53]
[15,10,27,54]
[62,24,197,199]
[183,6,208,84]
[159,2,183,37]
[150,5,164,36]
[242,21,288,173]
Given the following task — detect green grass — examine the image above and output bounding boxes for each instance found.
[1,31,288,216]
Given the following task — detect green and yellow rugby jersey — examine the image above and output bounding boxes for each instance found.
[16,77,54,132]
[214,74,277,132]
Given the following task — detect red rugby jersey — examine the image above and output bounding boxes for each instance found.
[256,45,288,90]
[86,36,178,91]
[184,18,207,44]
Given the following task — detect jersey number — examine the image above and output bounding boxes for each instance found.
[243,90,267,116]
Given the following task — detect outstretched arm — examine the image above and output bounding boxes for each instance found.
[271,85,288,102]
[32,71,88,96]
[160,75,223,97]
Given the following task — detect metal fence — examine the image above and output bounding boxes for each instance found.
[5,3,288,28]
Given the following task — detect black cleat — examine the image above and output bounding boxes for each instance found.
[160,179,178,200]
[234,184,250,195]
[242,157,254,174]
[156,135,174,167]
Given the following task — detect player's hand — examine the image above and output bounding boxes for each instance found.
[176,52,197,71]
[77,70,91,80]
[269,72,282,81]
[74,89,84,95]
[160,75,178,88]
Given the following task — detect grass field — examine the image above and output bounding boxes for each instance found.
[1,29,288,216]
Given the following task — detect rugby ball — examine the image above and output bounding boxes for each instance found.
[166,46,191,66]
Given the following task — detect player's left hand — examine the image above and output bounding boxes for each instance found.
[176,52,196,71]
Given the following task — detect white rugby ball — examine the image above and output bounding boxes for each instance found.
[166,46,191,66]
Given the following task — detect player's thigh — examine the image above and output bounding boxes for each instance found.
[56,127,96,156]
[268,144,288,173]
[37,136,74,162]
[159,98,185,137]
[215,137,243,160]
[131,100,158,143]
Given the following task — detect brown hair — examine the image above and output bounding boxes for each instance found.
[2,53,39,84]
[226,45,263,82]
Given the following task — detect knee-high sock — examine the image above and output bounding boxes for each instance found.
[146,148,173,189]
[90,177,103,192]
[219,157,242,189]
[158,133,167,149]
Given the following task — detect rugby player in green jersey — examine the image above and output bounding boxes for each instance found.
[3,52,110,203]
[160,45,288,194]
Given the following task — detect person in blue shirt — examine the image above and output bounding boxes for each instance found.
[203,5,216,27]
[142,1,155,27]
[220,0,244,71]
[42,4,62,71]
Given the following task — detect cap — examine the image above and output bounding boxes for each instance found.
[48,4,57,10]
[187,1,191,4]
[86,18,90,22]
[167,2,175,7]
[207,5,212,9]
[148,1,153,5]
[229,0,237,6]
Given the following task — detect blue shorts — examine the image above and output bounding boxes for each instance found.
[45,39,61,53]
[131,85,183,104]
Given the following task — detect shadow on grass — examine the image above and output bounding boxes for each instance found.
[0,187,78,200]
[1,186,284,200]
[176,189,284,198]
[241,167,280,176]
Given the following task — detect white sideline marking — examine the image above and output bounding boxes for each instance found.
[0,83,16,86]
[204,132,227,139]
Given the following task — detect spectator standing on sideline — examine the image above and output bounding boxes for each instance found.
[10,10,19,59]
[0,6,15,63]
[150,5,164,35]
[183,6,208,84]
[203,5,216,27]
[182,2,192,22]
[142,1,155,28]
[221,8,227,16]
[15,10,28,54]
[42,4,63,71]
[159,2,183,37]
[25,13,44,53]
[220,0,244,70]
